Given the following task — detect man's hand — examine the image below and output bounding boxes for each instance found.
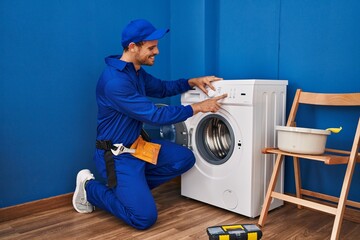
[191,94,228,114]
[188,76,223,96]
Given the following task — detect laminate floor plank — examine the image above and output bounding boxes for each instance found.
[1,181,359,239]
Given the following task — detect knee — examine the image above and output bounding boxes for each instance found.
[171,148,195,175]
[183,148,196,169]
[129,208,158,230]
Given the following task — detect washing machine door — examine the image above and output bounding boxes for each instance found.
[194,113,235,165]
[142,104,188,146]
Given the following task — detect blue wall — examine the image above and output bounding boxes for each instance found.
[218,0,281,79]
[278,0,360,200]
[0,0,170,207]
[1,0,359,207]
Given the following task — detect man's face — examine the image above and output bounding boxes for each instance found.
[134,40,159,66]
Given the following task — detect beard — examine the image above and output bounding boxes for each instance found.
[136,54,156,66]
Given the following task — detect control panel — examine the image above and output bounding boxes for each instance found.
[182,81,255,105]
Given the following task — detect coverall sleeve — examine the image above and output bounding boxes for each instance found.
[104,76,193,126]
[143,72,192,98]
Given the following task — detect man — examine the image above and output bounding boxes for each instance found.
[72,19,227,230]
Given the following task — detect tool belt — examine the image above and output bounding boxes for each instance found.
[96,129,161,188]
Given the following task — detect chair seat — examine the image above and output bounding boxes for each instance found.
[262,148,359,165]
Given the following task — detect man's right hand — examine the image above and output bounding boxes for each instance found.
[191,93,228,115]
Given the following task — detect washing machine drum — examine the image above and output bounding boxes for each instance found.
[142,104,188,146]
[195,114,235,165]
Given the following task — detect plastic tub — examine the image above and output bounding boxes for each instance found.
[276,126,331,155]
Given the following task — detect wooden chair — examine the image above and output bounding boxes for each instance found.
[258,89,360,240]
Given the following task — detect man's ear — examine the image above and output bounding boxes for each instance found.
[129,42,136,52]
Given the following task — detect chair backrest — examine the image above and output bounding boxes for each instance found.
[299,92,360,106]
[286,90,360,126]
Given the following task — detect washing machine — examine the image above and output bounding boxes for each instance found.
[180,79,288,218]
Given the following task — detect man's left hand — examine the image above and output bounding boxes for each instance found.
[188,76,223,96]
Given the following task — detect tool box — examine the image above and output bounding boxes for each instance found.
[207,224,262,240]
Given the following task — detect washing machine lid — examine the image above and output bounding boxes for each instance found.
[142,104,188,146]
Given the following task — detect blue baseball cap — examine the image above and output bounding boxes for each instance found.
[121,19,169,48]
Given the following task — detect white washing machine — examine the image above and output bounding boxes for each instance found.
[180,79,288,218]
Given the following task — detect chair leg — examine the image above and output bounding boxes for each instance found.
[293,156,303,209]
[330,119,360,240]
[258,154,284,227]
[331,158,357,240]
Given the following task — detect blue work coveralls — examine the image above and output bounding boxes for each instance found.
[86,55,196,229]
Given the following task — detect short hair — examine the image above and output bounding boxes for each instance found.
[123,41,144,52]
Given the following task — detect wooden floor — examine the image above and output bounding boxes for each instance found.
[1,181,360,239]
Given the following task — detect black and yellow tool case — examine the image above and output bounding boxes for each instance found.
[207,224,262,240]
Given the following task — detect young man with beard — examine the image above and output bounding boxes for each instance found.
[73,19,227,230]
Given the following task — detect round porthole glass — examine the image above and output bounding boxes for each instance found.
[195,114,234,165]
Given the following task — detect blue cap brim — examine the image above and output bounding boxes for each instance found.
[143,28,170,41]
